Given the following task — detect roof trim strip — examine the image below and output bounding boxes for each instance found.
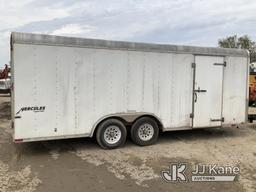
[11,32,248,57]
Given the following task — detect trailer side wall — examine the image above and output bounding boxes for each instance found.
[12,44,194,140]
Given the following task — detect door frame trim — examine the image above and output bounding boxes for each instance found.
[191,57,196,127]
[191,55,225,128]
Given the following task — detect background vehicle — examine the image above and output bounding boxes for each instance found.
[11,32,249,149]
[0,64,11,94]
[248,63,256,122]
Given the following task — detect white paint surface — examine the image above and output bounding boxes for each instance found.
[11,36,248,141]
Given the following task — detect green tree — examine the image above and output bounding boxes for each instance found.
[218,35,256,63]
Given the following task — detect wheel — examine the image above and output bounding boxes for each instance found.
[130,117,159,146]
[96,118,127,149]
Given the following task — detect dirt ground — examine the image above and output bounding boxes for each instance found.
[0,96,255,192]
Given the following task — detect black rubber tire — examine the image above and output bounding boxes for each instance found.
[96,118,127,149]
[130,117,159,146]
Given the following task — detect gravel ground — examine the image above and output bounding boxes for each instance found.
[0,95,255,192]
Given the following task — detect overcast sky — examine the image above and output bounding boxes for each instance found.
[0,0,256,66]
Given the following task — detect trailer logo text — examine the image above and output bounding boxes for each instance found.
[16,106,46,115]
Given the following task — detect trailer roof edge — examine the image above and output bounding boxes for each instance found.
[11,32,248,57]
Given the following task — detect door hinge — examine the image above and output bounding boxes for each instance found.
[190,113,194,118]
[210,117,224,122]
[191,62,196,68]
[213,61,226,67]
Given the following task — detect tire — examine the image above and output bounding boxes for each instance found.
[131,117,159,146]
[96,118,127,149]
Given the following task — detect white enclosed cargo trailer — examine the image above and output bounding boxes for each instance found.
[11,32,249,148]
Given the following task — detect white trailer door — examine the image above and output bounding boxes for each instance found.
[193,56,224,128]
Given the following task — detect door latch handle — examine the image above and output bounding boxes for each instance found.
[194,92,197,103]
[194,89,207,93]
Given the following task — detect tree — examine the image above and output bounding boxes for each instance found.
[218,35,256,63]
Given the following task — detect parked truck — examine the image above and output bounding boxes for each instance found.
[11,32,249,149]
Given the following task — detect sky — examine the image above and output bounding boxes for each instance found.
[0,0,256,66]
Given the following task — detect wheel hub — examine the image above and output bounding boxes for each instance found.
[104,125,121,144]
[138,123,154,141]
